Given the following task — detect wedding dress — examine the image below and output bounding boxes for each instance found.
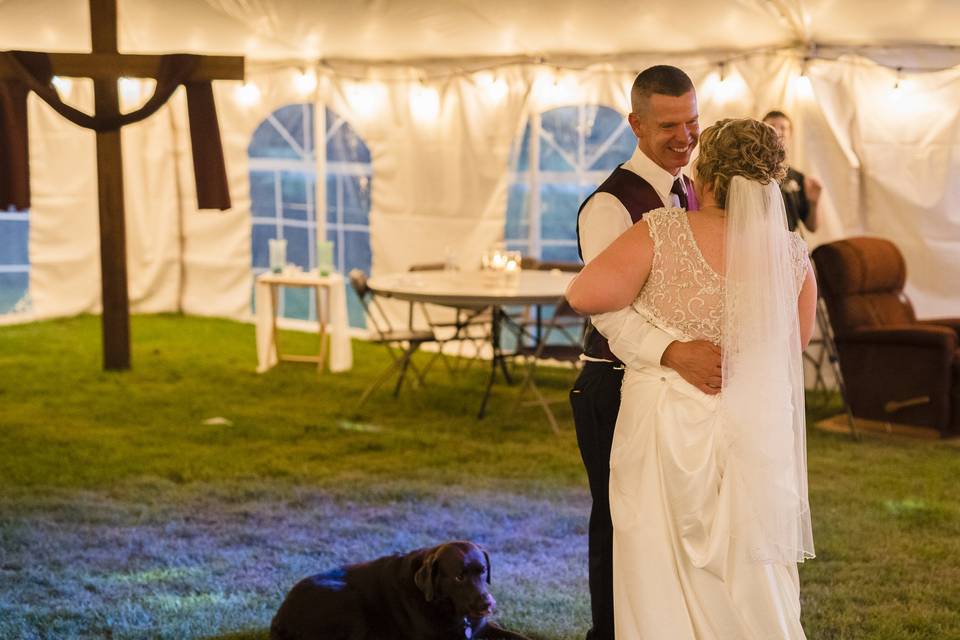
[610,205,811,639]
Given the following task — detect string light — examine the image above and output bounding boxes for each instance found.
[793,56,814,98]
[253,46,936,118]
[710,61,746,103]
[118,77,140,104]
[345,81,387,118]
[534,67,578,107]
[409,81,440,122]
[51,76,72,96]
[474,71,507,103]
[234,81,261,106]
[294,68,317,95]
[894,66,903,89]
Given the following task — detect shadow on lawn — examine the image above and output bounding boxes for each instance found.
[204,631,266,640]
[0,480,590,640]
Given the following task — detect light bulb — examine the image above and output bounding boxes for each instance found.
[410,84,440,122]
[294,69,317,95]
[235,81,261,106]
[51,76,72,96]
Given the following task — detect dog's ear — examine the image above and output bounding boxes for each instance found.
[414,548,440,601]
[482,548,491,585]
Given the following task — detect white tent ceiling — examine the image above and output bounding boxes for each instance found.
[1,0,959,67]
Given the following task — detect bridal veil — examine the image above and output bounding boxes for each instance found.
[721,175,815,565]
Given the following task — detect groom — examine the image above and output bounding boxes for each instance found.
[570,65,722,640]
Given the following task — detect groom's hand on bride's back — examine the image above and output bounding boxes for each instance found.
[661,340,723,395]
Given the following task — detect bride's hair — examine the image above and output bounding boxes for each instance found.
[694,118,786,208]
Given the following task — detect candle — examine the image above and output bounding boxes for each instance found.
[268,238,287,273]
[317,240,334,276]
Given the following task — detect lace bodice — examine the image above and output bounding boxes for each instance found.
[633,208,809,345]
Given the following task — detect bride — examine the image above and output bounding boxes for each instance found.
[566,118,818,639]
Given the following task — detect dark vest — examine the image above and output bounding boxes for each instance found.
[780,166,808,232]
[576,166,699,363]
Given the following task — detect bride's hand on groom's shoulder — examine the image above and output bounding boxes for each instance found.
[661,340,723,395]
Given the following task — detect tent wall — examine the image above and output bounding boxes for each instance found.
[9,49,960,325]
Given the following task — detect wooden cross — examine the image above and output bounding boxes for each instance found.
[0,0,243,370]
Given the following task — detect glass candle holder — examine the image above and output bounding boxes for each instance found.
[268,238,287,273]
[317,240,334,276]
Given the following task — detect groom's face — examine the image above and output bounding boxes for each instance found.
[630,90,700,175]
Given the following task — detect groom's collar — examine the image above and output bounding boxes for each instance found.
[623,146,688,206]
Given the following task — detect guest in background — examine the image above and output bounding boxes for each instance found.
[763,110,822,233]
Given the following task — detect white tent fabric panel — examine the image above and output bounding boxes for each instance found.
[120,88,183,315]
[173,85,252,321]
[848,63,960,314]
[347,70,532,277]
[26,84,100,320]
[3,1,959,324]
[15,52,960,321]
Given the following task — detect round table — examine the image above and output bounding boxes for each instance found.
[367,268,578,417]
[367,269,575,307]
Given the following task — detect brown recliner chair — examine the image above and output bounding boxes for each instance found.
[811,237,960,436]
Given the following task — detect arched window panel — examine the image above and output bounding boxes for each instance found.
[249,104,314,160]
[506,104,635,263]
[248,104,372,328]
[586,106,636,171]
[249,103,317,322]
[324,107,372,329]
[0,209,30,316]
[539,107,578,171]
[539,183,588,263]
[326,110,371,165]
[504,182,530,256]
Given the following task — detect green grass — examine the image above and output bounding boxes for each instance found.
[1,314,959,639]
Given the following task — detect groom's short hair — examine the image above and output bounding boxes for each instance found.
[631,65,695,114]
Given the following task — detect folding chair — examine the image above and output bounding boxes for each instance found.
[512,296,586,433]
[408,262,493,371]
[507,260,582,363]
[349,269,440,406]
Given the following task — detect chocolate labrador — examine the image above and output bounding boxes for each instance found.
[270,541,532,640]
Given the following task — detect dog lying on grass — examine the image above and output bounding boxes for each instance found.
[271,540,533,640]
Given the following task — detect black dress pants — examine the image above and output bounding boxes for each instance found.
[570,361,624,640]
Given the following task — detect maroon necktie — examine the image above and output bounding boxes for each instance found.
[670,178,688,209]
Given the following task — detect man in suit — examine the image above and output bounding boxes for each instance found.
[570,65,722,640]
[763,110,822,233]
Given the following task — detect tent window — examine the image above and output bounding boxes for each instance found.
[0,209,30,317]
[324,108,372,328]
[248,104,372,328]
[506,105,635,262]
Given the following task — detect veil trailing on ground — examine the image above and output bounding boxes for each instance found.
[721,175,815,565]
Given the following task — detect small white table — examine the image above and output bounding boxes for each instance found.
[255,271,353,373]
[368,269,576,416]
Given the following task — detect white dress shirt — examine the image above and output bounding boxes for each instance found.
[578,145,688,368]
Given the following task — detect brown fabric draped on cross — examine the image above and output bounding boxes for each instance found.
[0,75,30,210]
[0,50,230,211]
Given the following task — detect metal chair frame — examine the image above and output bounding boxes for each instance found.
[349,269,438,407]
[512,296,586,433]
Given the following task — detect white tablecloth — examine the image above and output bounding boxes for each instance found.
[255,271,353,373]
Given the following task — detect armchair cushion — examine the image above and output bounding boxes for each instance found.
[835,325,957,434]
[917,317,960,338]
[813,238,916,333]
[842,324,957,351]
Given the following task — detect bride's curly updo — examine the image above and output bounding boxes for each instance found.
[694,118,786,208]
